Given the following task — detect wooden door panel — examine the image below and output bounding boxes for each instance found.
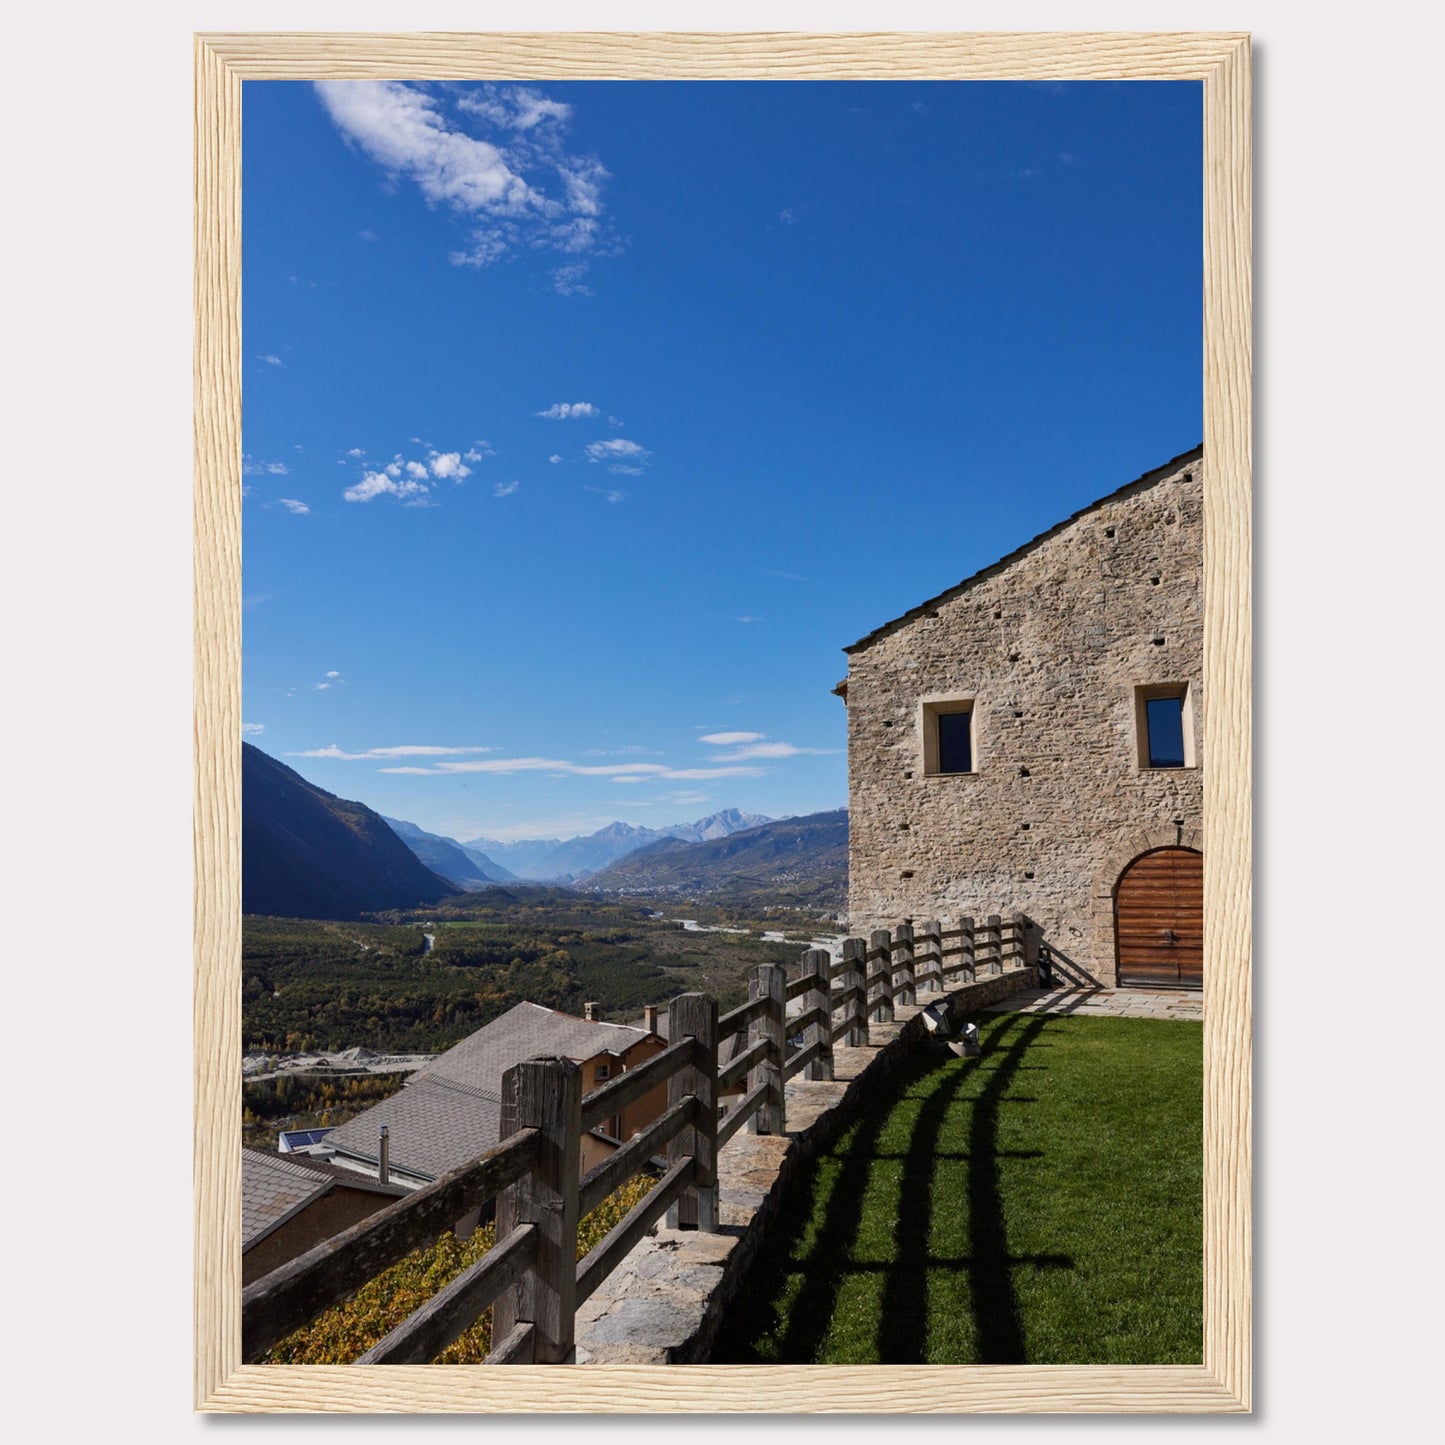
[1115,848,1203,989]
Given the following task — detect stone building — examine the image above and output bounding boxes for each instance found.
[837,446,1204,989]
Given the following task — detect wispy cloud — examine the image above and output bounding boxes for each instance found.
[778,207,796,225]
[548,454,563,465]
[358,229,378,241]
[585,485,628,504]
[243,457,289,476]
[274,498,310,515]
[698,731,838,762]
[760,567,809,582]
[289,744,494,761]
[257,354,285,368]
[494,480,520,497]
[551,262,592,296]
[733,615,763,624]
[586,437,650,476]
[314,81,615,273]
[313,669,345,692]
[242,722,266,736]
[380,755,766,781]
[535,402,599,420]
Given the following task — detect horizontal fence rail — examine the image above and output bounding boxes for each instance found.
[243,913,1037,1365]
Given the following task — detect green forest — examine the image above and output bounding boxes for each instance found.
[243,888,822,1056]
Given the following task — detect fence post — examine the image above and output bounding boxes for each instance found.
[920,919,942,993]
[803,948,834,1081]
[493,1056,582,1364]
[843,936,869,1044]
[959,916,976,983]
[1003,912,1027,972]
[980,914,1002,976]
[867,928,893,1024]
[894,921,916,1007]
[666,993,718,1232]
[747,964,787,1136]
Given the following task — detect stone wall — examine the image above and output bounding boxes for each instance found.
[841,451,1204,985]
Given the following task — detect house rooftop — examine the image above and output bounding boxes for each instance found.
[325,1001,658,1183]
[842,445,1203,655]
[241,1147,404,1250]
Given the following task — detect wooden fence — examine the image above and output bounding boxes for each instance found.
[239,913,1033,1366]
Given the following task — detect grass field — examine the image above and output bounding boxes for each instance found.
[709,1010,1202,1365]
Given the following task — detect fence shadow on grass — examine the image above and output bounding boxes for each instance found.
[708,1011,1073,1364]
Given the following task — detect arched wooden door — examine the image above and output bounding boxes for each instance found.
[1114,848,1203,989]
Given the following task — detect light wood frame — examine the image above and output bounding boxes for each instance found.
[196,30,1250,1413]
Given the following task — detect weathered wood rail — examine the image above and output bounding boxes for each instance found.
[240,913,1035,1365]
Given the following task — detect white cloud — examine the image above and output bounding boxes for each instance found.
[242,722,266,735]
[325,671,341,678]
[428,450,471,480]
[698,730,837,761]
[344,469,428,503]
[585,486,628,504]
[345,447,365,458]
[551,262,592,296]
[779,207,796,225]
[258,354,285,367]
[383,755,765,781]
[733,615,763,624]
[404,460,429,480]
[314,81,615,271]
[609,465,644,476]
[275,498,310,515]
[585,438,649,466]
[464,445,491,462]
[289,744,493,761]
[243,457,289,476]
[358,229,378,241]
[548,454,563,465]
[535,402,599,420]
[713,741,841,761]
[494,480,520,497]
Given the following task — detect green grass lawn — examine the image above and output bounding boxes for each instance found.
[709,1010,1202,1365]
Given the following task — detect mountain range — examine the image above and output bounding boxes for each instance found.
[380,817,517,889]
[242,743,456,919]
[585,809,849,910]
[461,809,773,882]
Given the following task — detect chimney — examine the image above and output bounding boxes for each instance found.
[378,1124,390,1186]
[644,1004,658,1034]
[584,1002,601,1022]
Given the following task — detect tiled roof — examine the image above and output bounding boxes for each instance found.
[326,1075,502,1183]
[324,1003,655,1183]
[843,445,1204,654]
[416,1001,651,1094]
[241,1148,406,1249]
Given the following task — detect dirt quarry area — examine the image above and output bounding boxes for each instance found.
[242,1046,436,1080]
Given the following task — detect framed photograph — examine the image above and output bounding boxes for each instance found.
[197,30,1250,1413]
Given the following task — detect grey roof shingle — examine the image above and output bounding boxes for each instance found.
[241,1148,406,1249]
[323,1002,655,1183]
[326,1076,501,1182]
[416,1002,651,1094]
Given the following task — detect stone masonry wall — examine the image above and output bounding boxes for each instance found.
[843,453,1204,985]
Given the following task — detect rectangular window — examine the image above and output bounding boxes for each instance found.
[1135,684,1195,769]
[937,710,973,773]
[1145,696,1186,767]
[921,698,976,775]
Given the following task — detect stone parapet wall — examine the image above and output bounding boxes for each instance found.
[575,967,1037,1364]
[842,454,1204,985]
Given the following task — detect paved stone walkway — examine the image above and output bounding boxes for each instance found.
[983,985,1203,1021]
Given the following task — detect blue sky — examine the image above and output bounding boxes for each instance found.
[242,79,1201,844]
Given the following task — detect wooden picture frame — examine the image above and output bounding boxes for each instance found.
[196,30,1250,1413]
